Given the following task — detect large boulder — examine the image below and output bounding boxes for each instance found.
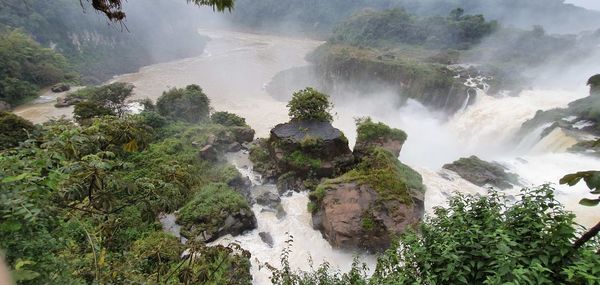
[443,156,520,190]
[312,182,423,251]
[310,147,425,251]
[270,120,354,178]
[55,95,84,108]
[51,82,70,93]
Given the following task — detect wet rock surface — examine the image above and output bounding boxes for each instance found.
[443,156,520,190]
[51,83,70,93]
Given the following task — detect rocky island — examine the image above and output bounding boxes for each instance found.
[250,88,425,251]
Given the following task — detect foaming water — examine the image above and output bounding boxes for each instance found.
[447,89,586,157]
[210,152,376,285]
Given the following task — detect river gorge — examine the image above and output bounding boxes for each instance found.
[12,28,600,283]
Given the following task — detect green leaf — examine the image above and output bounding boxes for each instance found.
[2,173,28,183]
[12,269,40,281]
[579,198,600,207]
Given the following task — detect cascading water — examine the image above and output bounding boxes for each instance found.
[209,152,376,285]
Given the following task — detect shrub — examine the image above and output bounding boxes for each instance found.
[177,183,250,235]
[0,112,34,150]
[211,111,247,127]
[73,101,115,124]
[273,186,600,284]
[287,87,333,122]
[156,84,210,123]
[87,82,134,117]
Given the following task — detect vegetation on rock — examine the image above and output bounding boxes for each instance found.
[177,183,255,240]
[356,117,407,143]
[212,111,248,127]
[312,147,423,208]
[287,87,334,122]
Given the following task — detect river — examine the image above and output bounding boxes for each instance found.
[13,28,600,283]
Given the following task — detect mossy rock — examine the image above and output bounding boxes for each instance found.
[177,183,256,242]
[354,117,407,158]
[310,147,424,251]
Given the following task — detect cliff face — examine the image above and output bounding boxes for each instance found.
[310,44,475,114]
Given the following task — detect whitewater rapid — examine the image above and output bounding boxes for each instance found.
[13,28,600,283]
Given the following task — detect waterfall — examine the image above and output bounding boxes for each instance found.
[529,127,579,154]
[514,122,554,154]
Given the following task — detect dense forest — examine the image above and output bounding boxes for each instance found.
[1,83,257,283]
[0,0,211,87]
[231,0,600,35]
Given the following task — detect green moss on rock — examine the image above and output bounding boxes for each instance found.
[356,117,407,143]
[177,183,255,240]
[312,147,423,207]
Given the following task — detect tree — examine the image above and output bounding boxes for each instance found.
[87,0,235,22]
[73,101,115,124]
[88,82,134,117]
[287,87,333,122]
[156,84,211,123]
[0,111,34,150]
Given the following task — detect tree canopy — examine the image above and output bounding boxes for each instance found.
[287,87,334,122]
[89,0,235,21]
[156,84,211,123]
[0,28,72,105]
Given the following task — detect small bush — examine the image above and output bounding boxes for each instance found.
[211,111,247,127]
[356,117,407,143]
[177,183,250,234]
[287,87,333,122]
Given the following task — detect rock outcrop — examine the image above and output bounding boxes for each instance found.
[195,126,256,161]
[51,83,70,93]
[353,117,407,159]
[177,183,257,243]
[313,181,423,251]
[310,120,425,252]
[250,120,354,191]
[55,95,84,108]
[443,156,520,190]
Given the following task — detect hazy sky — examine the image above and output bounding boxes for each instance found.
[565,0,600,10]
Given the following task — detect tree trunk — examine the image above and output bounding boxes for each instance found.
[573,220,600,250]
